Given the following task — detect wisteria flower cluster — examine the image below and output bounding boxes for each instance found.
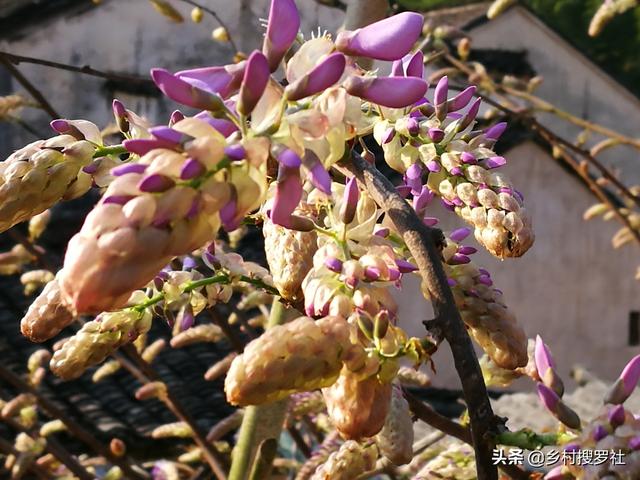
[1,0,637,479]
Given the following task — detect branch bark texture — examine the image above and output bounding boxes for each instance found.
[342,152,498,480]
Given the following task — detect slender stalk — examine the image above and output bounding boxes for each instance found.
[93,144,127,158]
[119,346,229,480]
[228,298,291,480]
[495,429,561,450]
[343,152,498,480]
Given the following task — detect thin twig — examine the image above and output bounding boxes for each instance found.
[175,0,240,54]
[342,152,498,480]
[0,53,60,119]
[0,364,149,479]
[0,51,153,86]
[119,345,229,480]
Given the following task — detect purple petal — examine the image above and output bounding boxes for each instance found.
[151,68,225,111]
[374,227,389,237]
[543,466,567,480]
[224,144,247,160]
[459,97,481,130]
[111,163,148,176]
[270,165,302,227]
[450,166,464,176]
[150,126,185,144]
[396,259,418,273]
[405,50,424,78]
[123,138,180,155]
[423,216,439,227]
[112,99,127,118]
[485,122,508,140]
[391,59,404,77]
[457,246,477,255]
[364,266,381,281]
[620,355,640,398]
[335,12,424,61]
[485,156,507,169]
[449,253,470,265]
[608,404,626,427]
[237,51,270,116]
[448,86,476,111]
[426,159,441,173]
[50,119,84,140]
[325,257,343,273]
[428,128,444,143]
[537,383,560,413]
[175,65,238,98]
[405,163,423,194]
[477,274,493,286]
[169,110,185,125]
[534,335,555,378]
[593,425,608,442]
[285,52,346,101]
[308,160,332,194]
[103,195,135,205]
[629,436,640,450]
[413,186,434,214]
[381,127,396,145]
[186,195,202,219]
[434,76,449,106]
[138,173,175,193]
[461,152,476,164]
[263,0,301,72]
[344,75,428,109]
[219,198,239,231]
[449,227,471,243]
[340,177,359,224]
[407,117,420,136]
[182,257,198,270]
[277,148,302,168]
[180,158,206,180]
[194,111,239,137]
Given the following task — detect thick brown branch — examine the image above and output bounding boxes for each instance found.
[405,392,529,480]
[342,152,498,480]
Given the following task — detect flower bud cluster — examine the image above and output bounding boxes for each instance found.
[372,77,534,259]
[225,315,364,406]
[443,231,528,369]
[263,203,318,301]
[50,292,153,379]
[58,117,266,314]
[375,386,414,465]
[310,440,378,480]
[20,275,75,343]
[0,134,95,233]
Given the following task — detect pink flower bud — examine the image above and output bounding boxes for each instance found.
[112,99,129,132]
[344,75,428,109]
[150,126,187,144]
[335,12,424,61]
[285,52,346,101]
[434,75,449,106]
[364,266,381,281]
[449,253,470,265]
[485,156,507,169]
[219,197,239,231]
[276,148,302,168]
[237,51,270,115]
[461,152,476,164]
[325,257,343,273]
[396,259,418,273]
[534,335,555,378]
[340,177,359,224]
[151,68,227,111]
[449,227,471,242]
[405,163,423,194]
[270,161,302,228]
[485,121,508,140]
[423,216,439,227]
[50,119,84,140]
[544,465,569,480]
[138,174,175,193]
[262,0,300,72]
[224,144,246,160]
[457,246,477,255]
[608,404,626,428]
[459,97,481,131]
[413,186,434,214]
[405,50,424,78]
[194,111,239,137]
[169,110,185,126]
[111,163,147,176]
[381,127,396,144]
[448,86,476,111]
[428,128,444,143]
[605,355,640,405]
[180,158,206,180]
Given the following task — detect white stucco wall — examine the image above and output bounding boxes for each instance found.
[396,141,640,390]
[469,6,640,185]
[0,0,344,153]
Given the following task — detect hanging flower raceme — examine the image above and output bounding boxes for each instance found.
[224,315,366,406]
[58,118,266,314]
[375,385,414,466]
[0,126,97,233]
[20,275,75,343]
[442,228,528,369]
[373,76,534,259]
[50,292,153,379]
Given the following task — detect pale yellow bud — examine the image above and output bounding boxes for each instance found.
[190,6,203,23]
[212,26,230,42]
